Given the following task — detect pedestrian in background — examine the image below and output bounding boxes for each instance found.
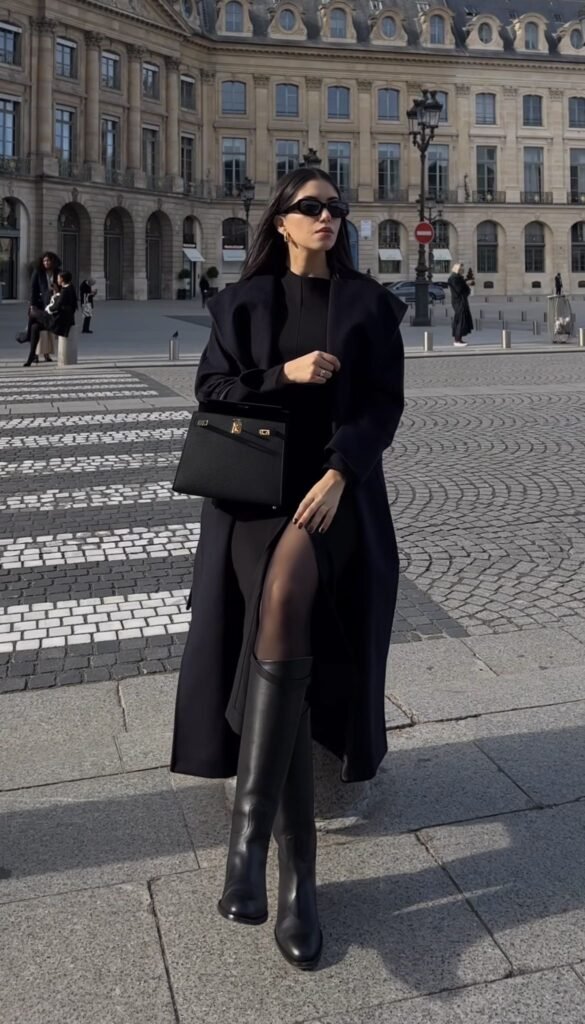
[22,252,60,366]
[80,278,97,333]
[555,272,563,296]
[448,262,473,348]
[199,273,210,307]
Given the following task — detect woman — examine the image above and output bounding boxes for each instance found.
[199,272,210,307]
[79,278,97,333]
[171,168,405,970]
[448,262,473,348]
[23,252,60,367]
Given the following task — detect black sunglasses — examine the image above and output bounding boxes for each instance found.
[281,197,349,219]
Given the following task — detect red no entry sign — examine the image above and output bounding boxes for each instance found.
[414,221,435,245]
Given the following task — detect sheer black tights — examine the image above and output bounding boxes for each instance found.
[232,523,319,662]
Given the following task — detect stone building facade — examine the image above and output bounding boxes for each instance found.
[2,0,585,299]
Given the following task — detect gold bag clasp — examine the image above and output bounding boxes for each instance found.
[197,419,208,427]
[259,428,271,437]
[231,419,243,434]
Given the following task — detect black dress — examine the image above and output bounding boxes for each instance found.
[226,269,358,734]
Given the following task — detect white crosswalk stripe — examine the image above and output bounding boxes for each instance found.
[0,427,187,450]
[0,480,189,512]
[4,410,191,429]
[0,522,200,569]
[0,451,183,478]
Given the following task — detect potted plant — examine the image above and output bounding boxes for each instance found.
[177,267,191,300]
[207,266,219,296]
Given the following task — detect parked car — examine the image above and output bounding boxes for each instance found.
[384,281,446,305]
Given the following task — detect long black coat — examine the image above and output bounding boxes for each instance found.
[50,285,78,337]
[448,273,473,338]
[171,272,406,783]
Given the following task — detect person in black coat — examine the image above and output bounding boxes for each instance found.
[22,251,60,367]
[79,278,97,333]
[171,168,405,970]
[555,272,563,296]
[199,273,210,307]
[49,271,78,340]
[448,262,473,347]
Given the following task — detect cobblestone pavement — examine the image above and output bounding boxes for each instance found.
[1,354,584,691]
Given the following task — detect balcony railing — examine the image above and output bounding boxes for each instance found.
[0,156,31,176]
[57,159,91,181]
[568,191,585,205]
[374,188,409,203]
[145,174,171,192]
[183,180,212,199]
[427,189,458,204]
[521,191,553,204]
[105,167,137,188]
[472,190,506,203]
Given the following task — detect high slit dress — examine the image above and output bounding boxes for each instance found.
[222,269,358,735]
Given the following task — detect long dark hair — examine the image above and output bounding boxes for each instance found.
[241,168,356,280]
[37,251,61,272]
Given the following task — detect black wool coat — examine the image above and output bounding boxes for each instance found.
[448,273,473,338]
[171,271,406,784]
[50,286,78,337]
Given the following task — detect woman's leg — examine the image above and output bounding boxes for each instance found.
[219,524,320,930]
[24,322,40,366]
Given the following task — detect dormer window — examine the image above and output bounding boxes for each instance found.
[279,8,296,31]
[524,21,539,51]
[226,1,244,32]
[478,21,492,44]
[381,15,397,39]
[330,8,347,38]
[571,28,584,50]
[430,14,445,45]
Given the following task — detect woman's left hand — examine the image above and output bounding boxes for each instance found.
[293,470,346,534]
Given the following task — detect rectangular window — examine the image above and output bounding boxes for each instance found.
[142,126,159,177]
[475,93,496,125]
[328,86,350,119]
[221,81,246,115]
[276,139,299,178]
[101,52,120,90]
[275,83,299,118]
[101,118,119,170]
[56,39,77,79]
[0,24,21,66]
[569,97,585,128]
[0,98,19,158]
[476,146,497,196]
[435,91,448,122]
[377,88,399,121]
[524,146,544,194]
[55,108,75,163]
[570,149,585,199]
[180,76,196,110]
[327,140,351,191]
[222,137,246,194]
[377,143,400,198]
[427,144,449,198]
[181,135,194,184]
[143,64,160,100]
[523,94,543,127]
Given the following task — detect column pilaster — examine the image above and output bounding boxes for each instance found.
[357,80,373,202]
[85,33,104,182]
[201,70,216,196]
[33,18,58,175]
[306,77,321,155]
[127,45,145,186]
[165,56,181,191]
[454,83,471,203]
[253,74,269,198]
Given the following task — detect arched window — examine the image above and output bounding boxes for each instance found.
[523,95,543,127]
[221,80,246,115]
[476,92,496,125]
[431,220,451,273]
[275,83,299,117]
[378,88,399,121]
[571,222,585,271]
[524,20,539,50]
[328,85,350,119]
[477,221,498,273]
[222,216,248,260]
[381,15,396,39]
[478,21,493,44]
[571,28,584,50]
[435,90,448,122]
[430,14,445,45]
[525,221,545,272]
[378,219,402,273]
[330,8,347,38]
[569,97,585,128]
[225,1,244,32]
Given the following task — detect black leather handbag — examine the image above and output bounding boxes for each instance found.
[172,399,288,507]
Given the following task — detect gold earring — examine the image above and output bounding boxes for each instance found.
[283,229,289,244]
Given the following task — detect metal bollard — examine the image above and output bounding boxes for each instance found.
[498,310,504,320]
[168,333,180,360]
[579,327,585,348]
[521,311,527,321]
[532,320,541,335]
[501,329,511,350]
[423,330,433,352]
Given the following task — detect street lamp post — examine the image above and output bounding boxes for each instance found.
[407,89,443,326]
[238,176,255,251]
[301,148,322,168]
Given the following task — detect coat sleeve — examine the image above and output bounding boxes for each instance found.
[324,298,405,485]
[195,325,287,404]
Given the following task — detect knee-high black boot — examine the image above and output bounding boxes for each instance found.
[218,656,312,925]
[273,705,322,969]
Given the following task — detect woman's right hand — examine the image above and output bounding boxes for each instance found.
[282,350,341,385]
